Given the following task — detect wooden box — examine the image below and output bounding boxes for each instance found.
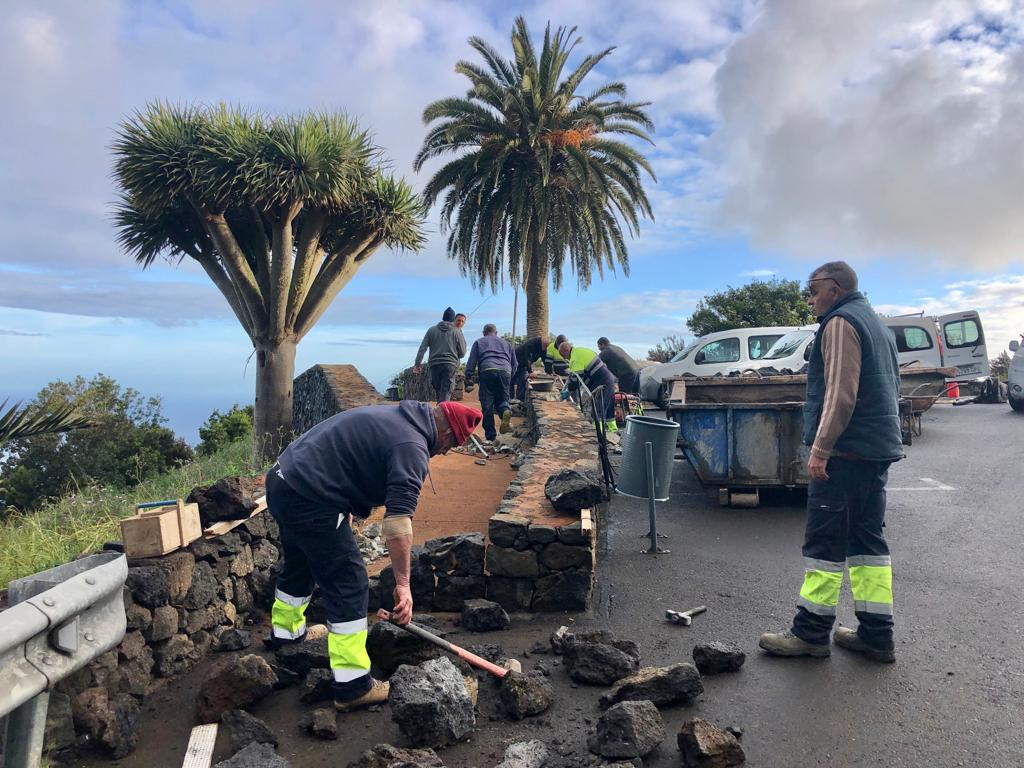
[120,499,203,558]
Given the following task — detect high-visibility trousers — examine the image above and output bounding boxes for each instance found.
[265,467,372,702]
[792,457,895,651]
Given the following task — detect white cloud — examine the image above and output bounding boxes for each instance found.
[739,268,776,278]
[707,0,1024,269]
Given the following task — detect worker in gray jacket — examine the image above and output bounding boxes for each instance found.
[414,307,467,402]
[267,401,482,711]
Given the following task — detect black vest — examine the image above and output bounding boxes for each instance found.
[803,292,903,461]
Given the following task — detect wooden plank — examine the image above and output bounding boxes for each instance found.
[182,724,217,768]
[580,508,593,537]
[202,495,268,538]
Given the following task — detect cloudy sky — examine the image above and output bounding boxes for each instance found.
[3,0,1024,440]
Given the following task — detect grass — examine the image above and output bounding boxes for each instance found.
[0,437,267,589]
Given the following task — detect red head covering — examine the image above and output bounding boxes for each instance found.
[440,401,482,446]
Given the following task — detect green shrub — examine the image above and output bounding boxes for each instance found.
[198,404,254,455]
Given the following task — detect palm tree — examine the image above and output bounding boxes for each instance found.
[0,399,92,444]
[416,18,656,338]
[112,104,425,460]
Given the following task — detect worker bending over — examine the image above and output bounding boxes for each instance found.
[265,401,482,710]
[760,261,901,663]
[557,340,619,433]
[464,323,518,441]
[513,335,548,401]
[543,334,569,376]
[597,337,642,395]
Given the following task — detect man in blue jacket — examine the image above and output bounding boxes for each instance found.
[265,400,482,710]
[464,323,518,441]
[760,261,902,663]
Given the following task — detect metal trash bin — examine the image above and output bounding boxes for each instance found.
[617,415,679,501]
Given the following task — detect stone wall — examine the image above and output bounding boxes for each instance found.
[484,397,603,612]
[391,366,466,402]
[292,364,386,436]
[43,516,283,758]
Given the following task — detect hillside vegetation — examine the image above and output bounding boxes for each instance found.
[1,436,264,589]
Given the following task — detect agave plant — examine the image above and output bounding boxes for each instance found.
[112,104,425,459]
[0,399,93,444]
[416,17,656,338]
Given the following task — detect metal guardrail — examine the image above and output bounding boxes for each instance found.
[0,552,128,768]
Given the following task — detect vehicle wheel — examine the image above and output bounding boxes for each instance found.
[1011,396,1024,413]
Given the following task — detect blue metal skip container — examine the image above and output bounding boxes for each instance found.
[669,403,811,489]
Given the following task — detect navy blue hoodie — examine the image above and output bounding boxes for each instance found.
[277,401,436,519]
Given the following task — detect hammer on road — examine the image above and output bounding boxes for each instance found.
[666,605,707,626]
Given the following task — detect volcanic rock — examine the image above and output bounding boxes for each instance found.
[599,664,704,709]
[213,742,290,768]
[496,740,549,768]
[300,708,338,740]
[196,654,277,722]
[544,469,606,513]
[217,628,252,652]
[221,709,278,754]
[692,642,746,675]
[461,598,510,632]
[388,657,475,747]
[588,700,665,759]
[563,630,640,685]
[348,744,445,767]
[500,672,554,720]
[677,719,746,767]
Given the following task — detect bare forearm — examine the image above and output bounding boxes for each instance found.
[386,533,412,587]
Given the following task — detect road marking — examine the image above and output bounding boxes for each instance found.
[888,477,957,492]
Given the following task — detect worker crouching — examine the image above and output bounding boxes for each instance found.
[558,341,619,433]
[265,400,482,710]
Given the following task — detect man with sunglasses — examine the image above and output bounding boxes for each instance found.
[760,261,903,664]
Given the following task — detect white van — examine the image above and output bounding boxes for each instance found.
[734,311,989,383]
[639,326,795,405]
[1008,337,1024,412]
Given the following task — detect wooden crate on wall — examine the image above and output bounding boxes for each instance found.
[120,499,203,558]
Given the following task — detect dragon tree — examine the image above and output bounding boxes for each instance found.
[112,104,424,459]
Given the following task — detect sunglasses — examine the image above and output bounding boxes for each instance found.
[805,277,839,295]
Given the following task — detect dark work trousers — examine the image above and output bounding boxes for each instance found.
[617,370,640,396]
[265,468,372,701]
[512,364,530,401]
[791,457,895,651]
[429,363,457,402]
[589,369,618,423]
[478,368,511,440]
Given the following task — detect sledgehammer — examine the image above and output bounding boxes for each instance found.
[376,609,511,679]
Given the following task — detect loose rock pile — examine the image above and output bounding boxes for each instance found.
[389,657,476,747]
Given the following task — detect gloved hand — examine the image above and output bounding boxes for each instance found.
[559,387,571,401]
[464,380,475,393]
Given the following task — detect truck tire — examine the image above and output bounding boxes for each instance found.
[1011,396,1024,413]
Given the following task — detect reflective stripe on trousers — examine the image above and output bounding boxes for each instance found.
[848,554,894,616]
[797,557,843,616]
[328,617,371,683]
[271,588,312,639]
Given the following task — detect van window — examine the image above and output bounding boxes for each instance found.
[943,319,981,349]
[888,325,933,353]
[696,338,740,364]
[748,335,783,360]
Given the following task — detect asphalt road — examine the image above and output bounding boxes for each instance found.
[70,402,1023,767]
[592,402,1024,766]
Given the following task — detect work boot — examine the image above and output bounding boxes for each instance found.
[833,626,896,663]
[758,629,831,658]
[500,409,512,434]
[335,678,390,712]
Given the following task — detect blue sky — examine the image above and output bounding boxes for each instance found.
[3,0,1024,442]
